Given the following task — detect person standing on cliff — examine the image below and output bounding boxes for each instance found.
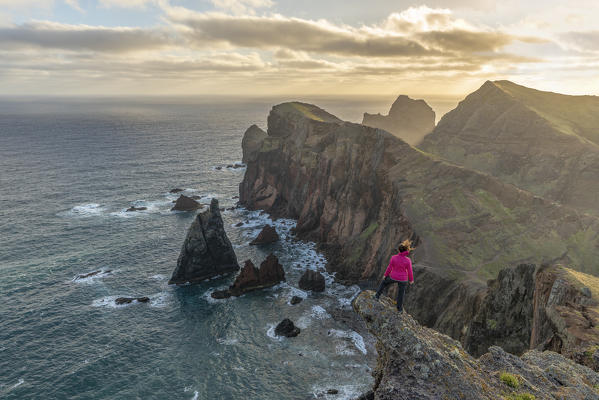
[374,239,414,313]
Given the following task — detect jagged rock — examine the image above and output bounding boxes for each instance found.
[298,270,325,292]
[169,198,239,284]
[126,206,147,212]
[115,297,150,305]
[171,195,202,211]
[249,225,279,245]
[353,290,599,400]
[421,80,599,216]
[169,188,184,193]
[274,318,300,337]
[290,296,303,305]
[362,95,435,145]
[210,254,285,298]
[235,222,244,227]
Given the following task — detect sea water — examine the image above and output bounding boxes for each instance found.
[0,96,457,399]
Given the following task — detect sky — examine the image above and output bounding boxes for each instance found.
[0,0,598,97]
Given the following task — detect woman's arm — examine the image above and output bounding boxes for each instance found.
[407,258,414,283]
[383,258,393,277]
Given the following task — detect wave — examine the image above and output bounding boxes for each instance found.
[328,329,367,355]
[65,203,106,217]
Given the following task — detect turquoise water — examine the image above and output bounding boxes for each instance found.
[0,97,402,399]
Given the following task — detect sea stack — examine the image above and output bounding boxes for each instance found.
[362,95,435,146]
[169,198,239,284]
[171,194,202,211]
[250,225,280,245]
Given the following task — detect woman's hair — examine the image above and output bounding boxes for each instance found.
[398,239,414,253]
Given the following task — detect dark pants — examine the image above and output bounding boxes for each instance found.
[375,277,408,311]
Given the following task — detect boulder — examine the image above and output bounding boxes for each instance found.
[274,318,300,337]
[115,296,150,305]
[298,270,326,292]
[171,195,202,211]
[210,254,285,298]
[169,198,239,284]
[170,188,184,193]
[290,296,303,305]
[126,206,147,212]
[250,225,280,245]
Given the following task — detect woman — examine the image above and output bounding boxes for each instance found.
[374,239,414,313]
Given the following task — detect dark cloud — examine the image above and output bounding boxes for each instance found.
[0,21,175,52]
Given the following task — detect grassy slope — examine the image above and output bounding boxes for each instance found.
[493,80,599,146]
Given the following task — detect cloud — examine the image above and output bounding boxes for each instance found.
[559,31,599,52]
[0,21,175,52]
[211,0,273,15]
[168,7,532,59]
[98,0,156,8]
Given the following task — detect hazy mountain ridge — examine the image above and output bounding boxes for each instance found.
[420,80,599,215]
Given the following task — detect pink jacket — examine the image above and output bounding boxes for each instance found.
[384,251,413,282]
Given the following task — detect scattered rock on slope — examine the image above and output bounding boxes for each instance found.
[169,198,239,284]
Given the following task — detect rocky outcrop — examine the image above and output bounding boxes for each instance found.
[274,318,300,337]
[169,198,239,284]
[353,290,599,400]
[211,254,285,298]
[249,225,279,245]
[420,80,599,216]
[298,270,326,292]
[169,188,184,193]
[362,95,435,146]
[115,296,150,305]
[126,206,147,212]
[239,101,599,281]
[171,194,202,211]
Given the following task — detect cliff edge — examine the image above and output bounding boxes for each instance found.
[353,290,599,400]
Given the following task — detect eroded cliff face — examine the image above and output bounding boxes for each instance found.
[362,95,435,146]
[354,290,599,400]
[240,101,599,280]
[420,80,599,216]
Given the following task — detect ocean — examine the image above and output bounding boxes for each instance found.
[0,95,457,399]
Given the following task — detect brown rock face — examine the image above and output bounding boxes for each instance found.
[420,80,599,216]
[298,270,326,292]
[171,195,202,211]
[362,95,435,145]
[239,101,599,282]
[249,225,280,245]
[211,254,286,298]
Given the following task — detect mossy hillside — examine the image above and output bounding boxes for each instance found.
[494,80,599,145]
[274,102,341,123]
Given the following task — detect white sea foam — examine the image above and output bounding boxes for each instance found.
[72,268,114,284]
[150,274,166,281]
[311,305,331,319]
[311,383,365,400]
[149,291,171,308]
[328,329,367,355]
[190,391,199,400]
[266,324,283,341]
[9,379,24,390]
[67,203,106,217]
[216,337,239,346]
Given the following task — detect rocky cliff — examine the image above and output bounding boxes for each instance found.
[353,290,599,400]
[239,101,599,280]
[420,80,599,216]
[362,95,435,146]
